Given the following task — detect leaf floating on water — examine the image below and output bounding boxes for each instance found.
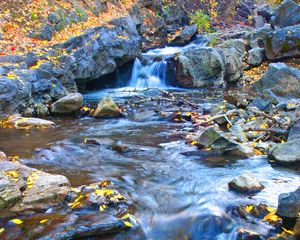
[11,219,23,225]
[0,228,4,234]
[40,219,49,224]
[191,141,198,145]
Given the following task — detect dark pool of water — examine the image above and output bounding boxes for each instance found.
[0,88,299,240]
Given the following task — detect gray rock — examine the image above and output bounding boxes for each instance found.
[268,140,300,162]
[0,76,31,115]
[236,228,264,240]
[0,151,7,160]
[220,39,246,82]
[248,98,272,111]
[36,103,49,117]
[175,47,225,87]
[253,16,266,29]
[5,114,55,129]
[211,102,237,124]
[93,97,122,118]
[229,173,264,193]
[195,127,250,156]
[171,24,197,45]
[274,0,300,28]
[247,47,264,66]
[51,93,83,114]
[257,4,275,22]
[253,63,300,103]
[265,24,300,60]
[276,186,300,218]
[0,160,71,217]
[288,117,300,141]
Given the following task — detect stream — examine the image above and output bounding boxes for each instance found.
[0,45,300,240]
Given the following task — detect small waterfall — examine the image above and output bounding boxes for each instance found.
[128,43,204,89]
[128,58,168,89]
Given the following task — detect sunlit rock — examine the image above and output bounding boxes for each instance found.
[228,172,265,193]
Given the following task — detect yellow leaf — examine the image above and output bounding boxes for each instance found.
[40,219,49,224]
[0,228,4,234]
[71,202,81,209]
[123,221,133,228]
[263,211,281,222]
[11,219,23,225]
[245,205,253,213]
[4,170,19,178]
[282,228,294,235]
[191,141,198,145]
[99,204,107,211]
[267,207,276,212]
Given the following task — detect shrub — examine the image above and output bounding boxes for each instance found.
[190,10,211,33]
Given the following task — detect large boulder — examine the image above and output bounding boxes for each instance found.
[93,97,123,118]
[229,173,265,193]
[276,186,300,218]
[253,63,300,103]
[288,117,300,141]
[265,24,300,60]
[221,39,246,83]
[175,47,225,87]
[0,160,71,217]
[0,76,31,115]
[51,93,83,114]
[274,0,300,28]
[268,140,300,163]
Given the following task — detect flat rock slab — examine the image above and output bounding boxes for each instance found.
[0,160,70,217]
[268,140,300,163]
[2,114,55,129]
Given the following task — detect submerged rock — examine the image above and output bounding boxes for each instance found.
[268,140,300,163]
[276,186,300,218]
[253,63,300,103]
[0,160,71,217]
[228,173,265,193]
[51,93,83,114]
[93,97,123,118]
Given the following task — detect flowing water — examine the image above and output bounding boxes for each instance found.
[0,46,300,239]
